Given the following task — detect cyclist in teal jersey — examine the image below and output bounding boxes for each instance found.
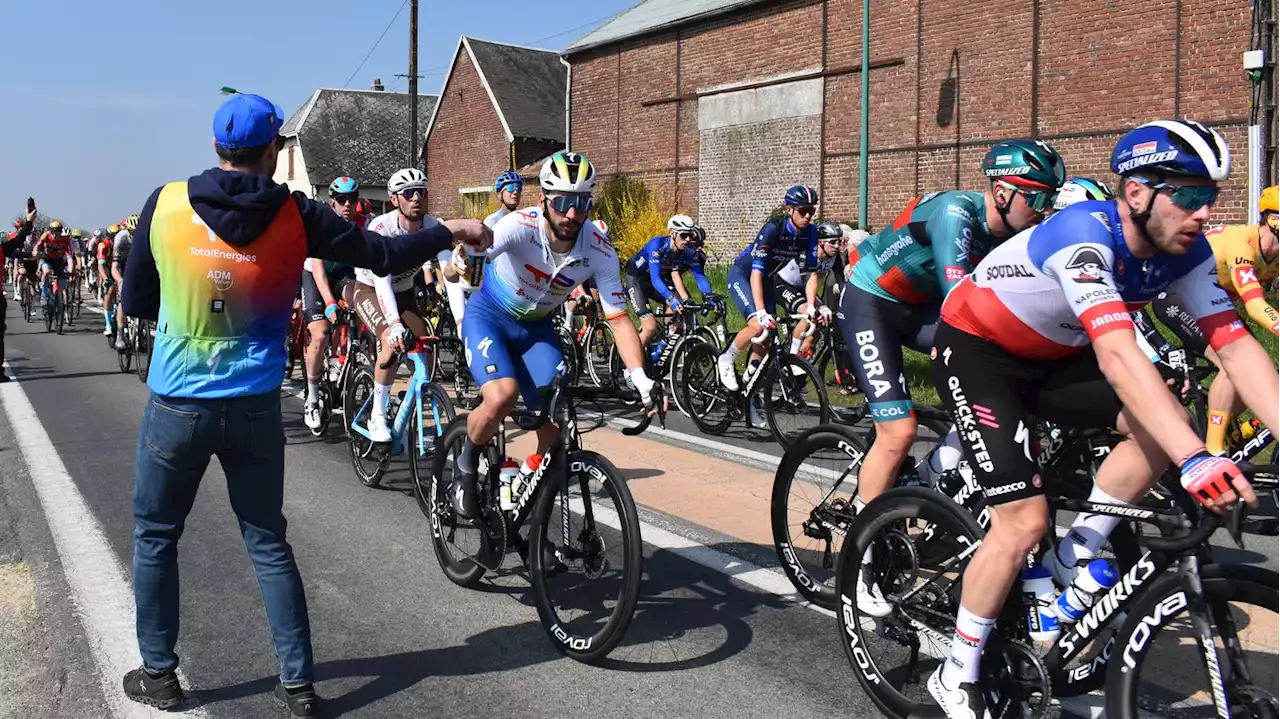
[836,139,1065,615]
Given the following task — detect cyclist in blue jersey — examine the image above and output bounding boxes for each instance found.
[451,152,659,520]
[484,171,523,228]
[624,214,715,348]
[716,184,821,391]
[839,139,1065,616]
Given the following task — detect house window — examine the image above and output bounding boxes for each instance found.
[287,147,295,181]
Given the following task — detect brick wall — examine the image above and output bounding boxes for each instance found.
[567,0,1258,248]
[424,45,510,218]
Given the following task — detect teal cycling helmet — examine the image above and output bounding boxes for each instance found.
[1053,177,1115,210]
[983,139,1067,213]
[329,176,359,194]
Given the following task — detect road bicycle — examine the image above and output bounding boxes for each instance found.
[679,317,831,448]
[426,375,663,664]
[345,332,455,488]
[837,457,1277,718]
[770,407,1137,611]
[285,300,306,382]
[39,271,66,335]
[307,304,372,437]
[602,300,721,416]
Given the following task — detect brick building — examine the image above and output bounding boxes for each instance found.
[563,0,1270,256]
[423,37,567,218]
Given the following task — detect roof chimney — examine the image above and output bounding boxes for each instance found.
[371,77,384,91]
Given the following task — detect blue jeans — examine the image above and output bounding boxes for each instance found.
[132,391,313,685]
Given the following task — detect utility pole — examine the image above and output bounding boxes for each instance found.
[408,0,419,168]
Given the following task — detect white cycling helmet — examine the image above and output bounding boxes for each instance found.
[540,151,597,194]
[843,225,870,247]
[388,167,426,194]
[667,214,698,234]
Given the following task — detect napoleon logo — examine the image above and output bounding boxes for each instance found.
[1064,247,1110,284]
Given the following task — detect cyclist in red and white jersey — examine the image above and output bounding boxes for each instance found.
[925,120,1277,718]
[35,220,73,305]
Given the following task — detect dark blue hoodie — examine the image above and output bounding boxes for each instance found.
[123,168,453,320]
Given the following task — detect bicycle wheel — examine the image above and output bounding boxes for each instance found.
[529,449,643,664]
[761,354,831,448]
[423,418,492,588]
[667,335,706,418]
[117,325,132,373]
[407,381,456,493]
[771,424,867,609]
[135,320,152,383]
[344,365,388,487]
[584,321,617,388]
[55,297,64,334]
[556,323,580,386]
[835,486,985,718]
[310,379,334,437]
[44,295,53,333]
[815,341,868,424]
[680,341,735,435]
[1106,563,1278,719]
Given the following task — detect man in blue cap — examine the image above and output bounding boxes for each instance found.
[120,93,490,717]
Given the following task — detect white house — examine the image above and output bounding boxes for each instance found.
[274,80,438,215]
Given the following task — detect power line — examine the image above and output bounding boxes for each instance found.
[526,13,614,46]
[341,0,410,89]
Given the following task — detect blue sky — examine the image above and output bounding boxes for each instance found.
[3,0,634,229]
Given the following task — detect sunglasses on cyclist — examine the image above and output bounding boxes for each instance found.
[546,194,592,215]
[1133,177,1220,211]
[1263,213,1277,232]
[397,187,426,200]
[999,182,1056,213]
[674,230,698,241]
[791,205,817,218]
[332,193,358,205]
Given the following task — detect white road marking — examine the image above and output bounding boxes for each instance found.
[0,362,208,717]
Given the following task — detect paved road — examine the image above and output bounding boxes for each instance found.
[0,297,1273,718]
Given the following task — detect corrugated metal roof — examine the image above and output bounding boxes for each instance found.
[564,0,772,55]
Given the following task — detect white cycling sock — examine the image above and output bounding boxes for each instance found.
[721,344,741,362]
[941,606,996,688]
[852,497,874,566]
[1058,485,1124,566]
[931,428,963,473]
[373,382,391,416]
[790,337,802,354]
[306,380,319,404]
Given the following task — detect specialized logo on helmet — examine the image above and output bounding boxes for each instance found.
[984,166,1031,178]
[1065,247,1110,284]
[1116,150,1179,174]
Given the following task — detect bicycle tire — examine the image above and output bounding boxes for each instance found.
[529,449,643,664]
[407,381,456,498]
[584,321,617,388]
[815,342,869,424]
[136,320,152,383]
[423,418,489,588]
[771,424,868,609]
[55,299,64,334]
[762,354,831,449]
[117,325,132,373]
[835,486,985,718]
[1105,563,1279,719]
[667,334,707,418]
[681,341,735,435]
[556,323,580,386]
[344,365,387,488]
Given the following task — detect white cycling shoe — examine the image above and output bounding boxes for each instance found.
[303,402,322,430]
[856,567,894,618]
[927,665,992,719]
[367,412,392,443]
[716,353,740,391]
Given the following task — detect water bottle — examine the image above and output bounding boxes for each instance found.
[464,247,486,289]
[649,339,667,364]
[1022,565,1061,642]
[1055,559,1118,624]
[499,459,520,511]
[511,454,542,500]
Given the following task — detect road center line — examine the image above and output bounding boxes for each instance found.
[0,361,208,719]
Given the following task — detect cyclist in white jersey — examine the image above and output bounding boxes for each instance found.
[484,171,523,228]
[351,168,432,442]
[450,152,658,519]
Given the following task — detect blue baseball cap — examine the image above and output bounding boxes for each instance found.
[213,93,285,149]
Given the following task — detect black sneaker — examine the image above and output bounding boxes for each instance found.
[0,374,11,383]
[451,468,480,519]
[122,666,185,711]
[274,682,322,718]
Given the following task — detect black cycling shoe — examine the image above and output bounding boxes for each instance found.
[451,468,480,519]
[122,666,185,711]
[274,682,322,718]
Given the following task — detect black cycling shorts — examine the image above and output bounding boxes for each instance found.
[837,284,938,423]
[625,274,657,319]
[932,321,1123,506]
[773,277,807,315]
[301,270,327,324]
[1148,292,1207,355]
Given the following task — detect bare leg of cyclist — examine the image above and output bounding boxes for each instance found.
[1203,349,1244,455]
[302,319,329,428]
[637,314,658,348]
[1051,409,1166,571]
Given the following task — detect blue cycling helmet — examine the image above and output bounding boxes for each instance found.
[494,171,523,193]
[1111,120,1230,180]
[329,176,359,194]
[784,185,819,206]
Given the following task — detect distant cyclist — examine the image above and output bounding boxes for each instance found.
[775,220,844,360]
[34,220,73,307]
[839,139,1065,615]
[112,215,138,351]
[485,171,523,228]
[623,214,714,350]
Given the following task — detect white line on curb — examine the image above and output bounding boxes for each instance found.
[0,362,208,719]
